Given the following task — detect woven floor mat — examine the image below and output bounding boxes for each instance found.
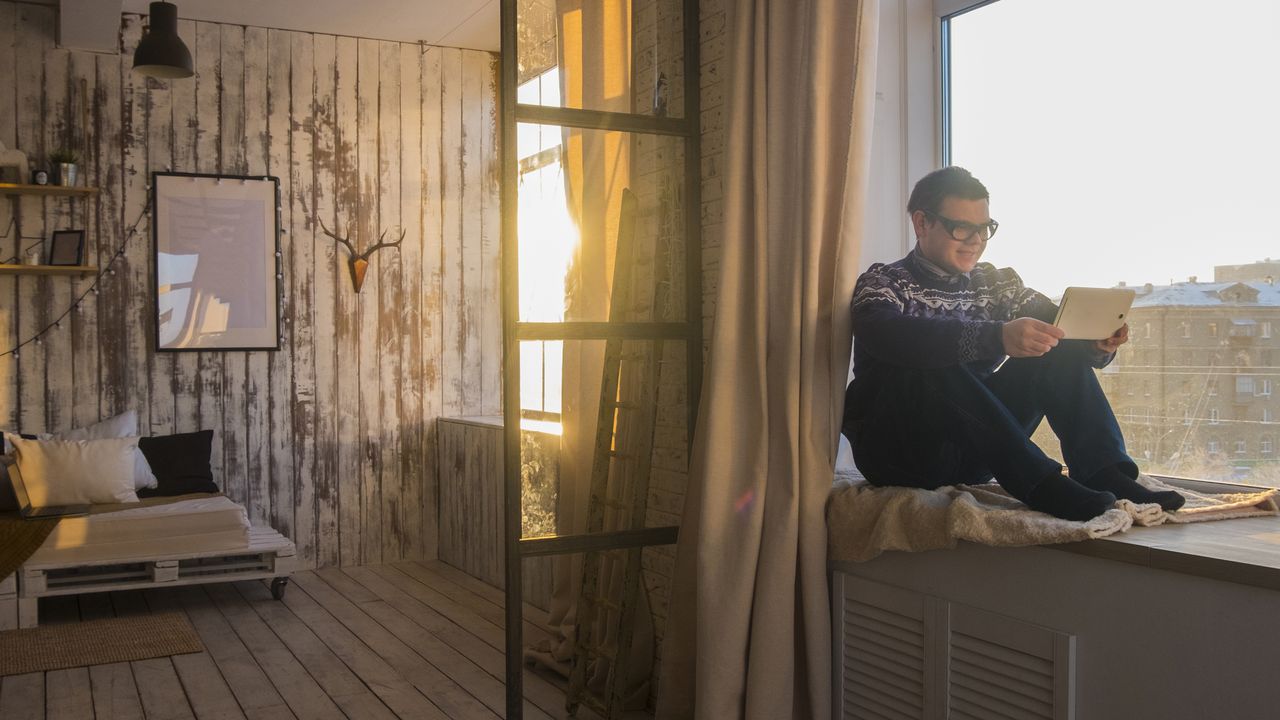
[0,611,203,676]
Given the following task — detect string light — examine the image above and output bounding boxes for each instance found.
[1,200,151,359]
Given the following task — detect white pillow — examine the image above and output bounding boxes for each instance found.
[9,436,140,505]
[19,411,158,491]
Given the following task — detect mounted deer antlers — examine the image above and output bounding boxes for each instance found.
[317,219,406,293]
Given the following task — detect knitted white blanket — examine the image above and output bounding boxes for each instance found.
[827,470,1279,563]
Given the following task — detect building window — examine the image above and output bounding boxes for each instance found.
[1238,376,1255,395]
[1209,408,1220,425]
[1208,380,1219,397]
[1263,321,1273,339]
[1208,323,1219,339]
[1208,440,1221,454]
[1261,378,1273,396]
[1236,440,1247,454]
[1264,437,1274,454]
[1183,408,1193,425]
[1265,408,1274,423]
[1144,322,1152,339]
[1181,322,1191,339]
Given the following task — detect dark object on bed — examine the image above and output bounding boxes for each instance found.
[137,430,218,497]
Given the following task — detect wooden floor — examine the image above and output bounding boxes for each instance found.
[0,561,621,720]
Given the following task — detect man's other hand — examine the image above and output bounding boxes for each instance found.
[1094,323,1129,354]
[1002,317,1064,358]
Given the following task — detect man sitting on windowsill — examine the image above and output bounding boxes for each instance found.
[841,166,1184,521]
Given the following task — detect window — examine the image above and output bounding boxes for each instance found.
[1236,440,1247,455]
[1262,378,1273,396]
[1208,440,1221,454]
[516,67,568,428]
[1265,438,1275,454]
[939,0,1279,483]
[1265,408,1274,423]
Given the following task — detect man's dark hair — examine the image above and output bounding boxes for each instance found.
[907,166,989,215]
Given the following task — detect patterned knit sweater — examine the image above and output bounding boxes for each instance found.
[849,248,1112,383]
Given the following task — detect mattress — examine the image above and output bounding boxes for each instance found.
[28,495,250,566]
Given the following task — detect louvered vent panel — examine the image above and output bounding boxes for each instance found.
[947,606,1072,720]
[841,599,925,720]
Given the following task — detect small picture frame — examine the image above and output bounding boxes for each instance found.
[48,230,85,266]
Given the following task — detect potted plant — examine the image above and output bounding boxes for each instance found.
[49,148,80,187]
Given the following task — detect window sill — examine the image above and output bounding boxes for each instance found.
[1054,475,1280,592]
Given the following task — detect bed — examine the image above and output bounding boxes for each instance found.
[3,493,295,629]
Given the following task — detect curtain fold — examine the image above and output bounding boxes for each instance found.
[656,0,879,717]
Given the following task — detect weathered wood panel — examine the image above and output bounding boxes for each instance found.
[0,5,499,570]
[437,418,555,611]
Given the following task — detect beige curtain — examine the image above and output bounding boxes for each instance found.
[657,0,879,717]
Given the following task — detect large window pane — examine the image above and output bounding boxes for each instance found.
[516,0,686,118]
[948,0,1280,485]
[520,339,689,539]
[517,122,688,324]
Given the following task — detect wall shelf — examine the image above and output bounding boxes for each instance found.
[0,183,100,197]
[0,264,98,276]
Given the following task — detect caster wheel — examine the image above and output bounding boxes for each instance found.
[271,577,289,601]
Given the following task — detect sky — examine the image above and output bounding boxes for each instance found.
[949,0,1280,297]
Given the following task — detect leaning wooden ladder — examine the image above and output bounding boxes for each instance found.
[566,189,662,718]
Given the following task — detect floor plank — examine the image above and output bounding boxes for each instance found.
[321,568,555,720]
[45,667,94,720]
[204,582,342,720]
[294,571,503,720]
[5,565,645,720]
[88,663,145,720]
[233,580,396,720]
[131,657,196,720]
[0,673,44,720]
[175,586,293,717]
[277,572,452,719]
[351,565,593,720]
[145,588,248,720]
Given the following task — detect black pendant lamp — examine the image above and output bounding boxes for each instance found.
[132,2,194,79]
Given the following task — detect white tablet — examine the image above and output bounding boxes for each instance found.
[1052,287,1136,340]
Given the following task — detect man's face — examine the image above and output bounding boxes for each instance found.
[912,196,991,275]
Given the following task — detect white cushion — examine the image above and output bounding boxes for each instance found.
[9,436,140,506]
[4,411,157,491]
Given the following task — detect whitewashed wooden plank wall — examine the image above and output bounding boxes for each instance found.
[0,4,501,569]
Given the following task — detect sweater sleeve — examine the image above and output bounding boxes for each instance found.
[851,267,1005,369]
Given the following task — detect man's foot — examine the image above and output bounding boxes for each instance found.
[1026,474,1116,521]
[1081,464,1185,512]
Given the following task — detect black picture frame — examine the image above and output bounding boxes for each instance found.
[152,172,282,352]
[48,230,85,266]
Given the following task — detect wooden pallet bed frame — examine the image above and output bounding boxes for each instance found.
[3,525,296,630]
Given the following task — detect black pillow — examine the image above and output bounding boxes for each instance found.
[138,430,218,497]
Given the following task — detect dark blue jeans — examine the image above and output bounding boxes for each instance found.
[842,342,1136,503]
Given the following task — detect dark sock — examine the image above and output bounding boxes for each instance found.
[1081,464,1185,512]
[1025,473,1116,521]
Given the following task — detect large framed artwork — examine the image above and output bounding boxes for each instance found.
[153,172,282,351]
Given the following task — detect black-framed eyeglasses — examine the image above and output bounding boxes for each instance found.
[924,211,999,242]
